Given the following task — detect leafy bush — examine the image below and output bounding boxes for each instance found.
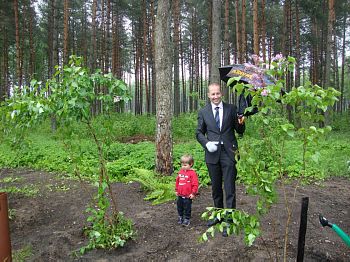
[81,211,135,254]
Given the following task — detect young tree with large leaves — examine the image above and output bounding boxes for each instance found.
[2,56,134,253]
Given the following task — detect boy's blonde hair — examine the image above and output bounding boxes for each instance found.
[181,154,194,166]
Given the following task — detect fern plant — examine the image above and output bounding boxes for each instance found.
[125,168,176,205]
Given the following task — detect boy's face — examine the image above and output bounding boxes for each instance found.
[181,162,191,170]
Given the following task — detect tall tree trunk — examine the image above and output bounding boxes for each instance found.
[138,22,143,115]
[155,0,173,175]
[173,0,180,116]
[91,0,97,71]
[150,0,156,115]
[223,0,230,99]
[241,0,246,62]
[295,0,301,87]
[112,6,122,79]
[210,0,221,84]
[180,23,187,113]
[311,17,319,85]
[333,35,339,111]
[134,25,141,114]
[194,9,200,110]
[283,0,293,123]
[142,0,150,114]
[21,2,27,84]
[28,3,35,80]
[261,0,266,63]
[325,0,334,88]
[82,5,88,67]
[340,13,347,113]
[105,0,111,74]
[189,10,194,111]
[14,0,22,88]
[235,0,241,63]
[1,26,9,101]
[208,1,212,82]
[253,0,259,56]
[63,0,69,64]
[48,0,55,78]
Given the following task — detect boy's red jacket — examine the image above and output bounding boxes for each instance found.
[175,169,199,197]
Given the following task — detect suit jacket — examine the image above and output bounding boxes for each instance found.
[196,102,245,164]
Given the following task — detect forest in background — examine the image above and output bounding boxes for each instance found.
[1,0,349,115]
[1,1,350,257]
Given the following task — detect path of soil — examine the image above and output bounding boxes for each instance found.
[1,168,349,261]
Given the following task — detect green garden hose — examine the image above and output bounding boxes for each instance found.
[319,214,350,247]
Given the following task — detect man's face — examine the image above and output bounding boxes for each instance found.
[208,84,222,105]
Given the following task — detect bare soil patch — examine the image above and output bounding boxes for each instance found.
[1,168,349,261]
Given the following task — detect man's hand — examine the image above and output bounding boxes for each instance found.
[206,141,218,152]
[238,115,245,125]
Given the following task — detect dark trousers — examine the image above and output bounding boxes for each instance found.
[177,197,192,219]
[206,145,237,209]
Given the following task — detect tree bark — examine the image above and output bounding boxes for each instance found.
[235,0,241,63]
[48,0,55,78]
[295,0,301,87]
[105,0,111,74]
[155,0,173,175]
[325,0,334,88]
[253,0,259,56]
[63,0,69,64]
[173,0,180,116]
[261,0,266,63]
[28,3,35,80]
[223,0,230,99]
[142,0,150,113]
[210,0,221,84]
[241,0,246,62]
[208,1,212,82]
[1,25,9,101]
[150,0,156,115]
[14,0,22,88]
[91,0,97,71]
[340,13,346,113]
[180,22,187,113]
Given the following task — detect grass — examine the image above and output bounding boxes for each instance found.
[0,112,349,183]
[12,245,33,262]
[0,185,40,197]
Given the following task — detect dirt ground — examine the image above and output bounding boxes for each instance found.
[1,168,349,261]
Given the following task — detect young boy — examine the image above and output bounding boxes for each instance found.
[175,154,199,226]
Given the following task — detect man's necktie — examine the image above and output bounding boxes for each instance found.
[215,107,220,129]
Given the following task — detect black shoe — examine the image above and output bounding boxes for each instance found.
[207,218,221,227]
[182,218,190,226]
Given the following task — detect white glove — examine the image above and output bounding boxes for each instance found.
[206,141,218,152]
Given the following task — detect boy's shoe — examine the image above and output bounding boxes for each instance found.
[182,218,190,226]
[178,216,183,225]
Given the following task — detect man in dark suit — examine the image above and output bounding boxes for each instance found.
[196,82,245,231]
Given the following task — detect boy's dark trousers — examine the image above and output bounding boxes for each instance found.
[177,196,192,219]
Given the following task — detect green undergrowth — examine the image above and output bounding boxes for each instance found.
[12,245,33,262]
[0,113,349,204]
[124,168,176,204]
